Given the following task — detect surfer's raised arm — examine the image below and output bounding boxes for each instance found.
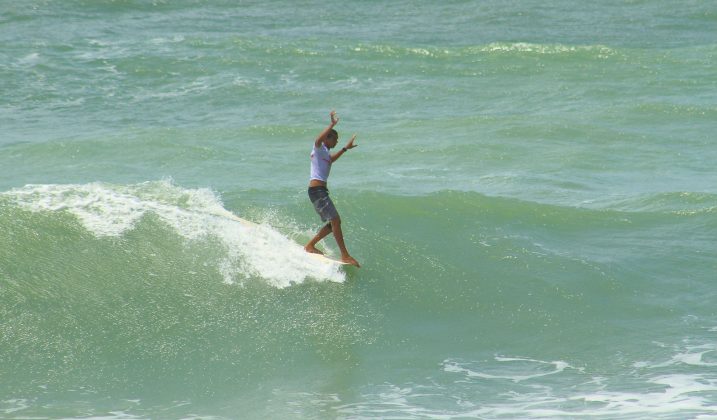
[315,110,339,147]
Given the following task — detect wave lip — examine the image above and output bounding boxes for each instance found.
[2,180,345,288]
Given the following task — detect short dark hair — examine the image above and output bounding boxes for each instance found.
[327,129,338,141]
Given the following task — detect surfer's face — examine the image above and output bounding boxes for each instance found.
[325,134,338,148]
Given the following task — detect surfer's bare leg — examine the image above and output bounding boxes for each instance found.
[305,223,332,254]
[330,217,360,267]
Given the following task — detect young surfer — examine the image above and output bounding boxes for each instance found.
[304,111,360,267]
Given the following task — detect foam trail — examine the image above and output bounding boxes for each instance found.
[2,181,345,288]
[443,356,573,382]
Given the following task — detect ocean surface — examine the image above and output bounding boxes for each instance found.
[1,1,716,418]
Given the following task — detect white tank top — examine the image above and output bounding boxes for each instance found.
[310,144,332,182]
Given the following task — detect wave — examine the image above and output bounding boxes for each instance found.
[139,35,619,63]
[603,191,717,215]
[2,182,713,331]
[0,180,344,288]
[2,182,712,291]
[468,42,617,56]
[333,41,618,60]
[2,182,715,417]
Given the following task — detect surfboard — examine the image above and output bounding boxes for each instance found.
[218,212,256,227]
[214,210,357,267]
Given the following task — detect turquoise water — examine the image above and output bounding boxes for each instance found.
[1,1,716,418]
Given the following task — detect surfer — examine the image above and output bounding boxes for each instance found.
[304,111,360,267]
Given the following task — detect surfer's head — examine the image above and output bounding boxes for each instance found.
[325,129,339,148]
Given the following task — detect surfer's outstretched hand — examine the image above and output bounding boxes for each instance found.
[346,134,358,149]
[330,110,339,126]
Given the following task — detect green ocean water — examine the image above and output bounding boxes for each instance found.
[1,1,716,418]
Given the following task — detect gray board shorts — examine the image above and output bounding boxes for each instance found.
[308,186,339,222]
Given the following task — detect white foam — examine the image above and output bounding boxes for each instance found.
[635,343,717,368]
[568,374,717,417]
[443,356,573,382]
[332,374,717,419]
[272,348,717,418]
[3,181,345,288]
[16,52,40,67]
[438,353,717,418]
[477,42,616,57]
[0,399,30,414]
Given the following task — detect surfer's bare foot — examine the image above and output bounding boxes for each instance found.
[342,255,360,267]
[304,245,324,255]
